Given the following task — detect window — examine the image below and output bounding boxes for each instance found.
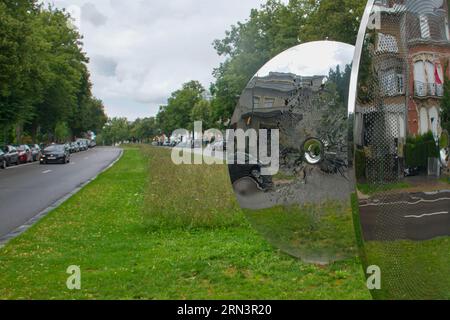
[264,98,275,108]
[396,74,405,94]
[419,107,429,135]
[377,33,399,53]
[420,15,430,39]
[253,96,260,108]
[380,69,404,96]
[429,106,440,138]
[446,17,450,40]
[414,60,443,96]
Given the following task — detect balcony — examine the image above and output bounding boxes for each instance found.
[414,81,444,97]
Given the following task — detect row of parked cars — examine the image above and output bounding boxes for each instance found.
[153,140,227,151]
[0,139,95,169]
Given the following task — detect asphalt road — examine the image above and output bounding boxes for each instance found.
[359,190,450,241]
[0,147,121,239]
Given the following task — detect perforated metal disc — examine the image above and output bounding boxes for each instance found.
[350,0,450,299]
[228,41,355,265]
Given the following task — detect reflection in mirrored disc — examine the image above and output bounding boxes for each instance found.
[228,41,356,265]
[350,0,450,299]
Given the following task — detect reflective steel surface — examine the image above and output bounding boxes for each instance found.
[351,0,450,299]
[228,41,356,265]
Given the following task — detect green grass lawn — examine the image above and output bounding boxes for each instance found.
[0,146,370,299]
[357,182,412,195]
[364,238,450,300]
[245,202,357,265]
[440,176,450,184]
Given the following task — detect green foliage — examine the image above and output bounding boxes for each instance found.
[441,130,449,149]
[209,0,366,125]
[441,63,450,133]
[131,117,158,143]
[190,99,213,129]
[405,132,440,169]
[0,1,106,143]
[357,182,411,195]
[157,80,206,135]
[54,121,71,143]
[100,118,130,145]
[355,148,366,179]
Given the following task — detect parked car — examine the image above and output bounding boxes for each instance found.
[175,141,190,149]
[17,145,33,163]
[0,145,19,166]
[28,144,41,161]
[228,152,273,192]
[211,140,226,152]
[89,140,96,148]
[0,149,6,169]
[40,144,71,164]
[69,142,80,153]
[76,139,89,151]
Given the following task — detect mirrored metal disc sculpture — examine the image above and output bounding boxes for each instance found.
[228,41,356,264]
[350,0,450,299]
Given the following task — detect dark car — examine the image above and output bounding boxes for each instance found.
[228,152,273,191]
[40,144,70,164]
[28,144,41,161]
[0,149,6,169]
[0,145,19,166]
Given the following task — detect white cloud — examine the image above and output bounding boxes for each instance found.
[44,0,268,120]
[256,41,355,78]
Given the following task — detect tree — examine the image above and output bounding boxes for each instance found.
[157,81,205,135]
[131,117,157,143]
[100,118,130,145]
[442,63,450,134]
[190,100,212,129]
[0,1,107,144]
[210,0,366,126]
[54,121,71,143]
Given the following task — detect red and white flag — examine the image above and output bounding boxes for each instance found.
[434,63,443,85]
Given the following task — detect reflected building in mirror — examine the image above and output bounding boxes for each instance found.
[227,40,356,265]
[230,70,351,209]
[352,0,450,299]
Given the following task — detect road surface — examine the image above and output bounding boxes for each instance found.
[0,147,121,239]
[359,190,450,241]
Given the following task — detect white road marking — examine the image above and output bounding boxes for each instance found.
[42,170,52,174]
[360,197,450,207]
[404,211,449,219]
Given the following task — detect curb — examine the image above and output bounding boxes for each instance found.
[0,148,124,248]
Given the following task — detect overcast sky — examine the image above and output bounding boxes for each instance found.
[256,41,354,78]
[43,0,274,120]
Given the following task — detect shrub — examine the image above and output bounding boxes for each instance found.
[355,148,366,179]
[405,132,440,169]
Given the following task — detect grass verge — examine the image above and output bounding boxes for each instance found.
[357,182,411,195]
[364,237,450,300]
[0,146,370,299]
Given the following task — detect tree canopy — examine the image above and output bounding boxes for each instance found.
[209,0,365,127]
[0,0,107,144]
